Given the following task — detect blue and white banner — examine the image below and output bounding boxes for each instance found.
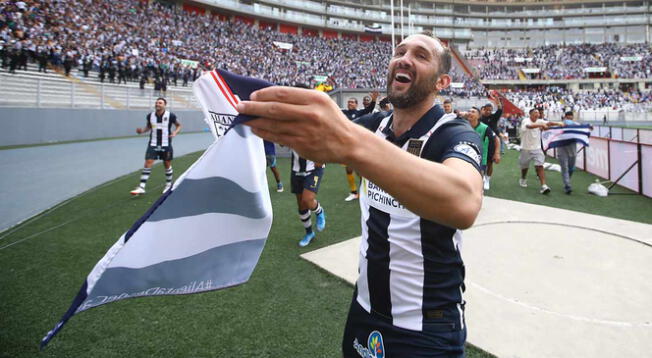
[41,70,274,348]
[541,124,592,152]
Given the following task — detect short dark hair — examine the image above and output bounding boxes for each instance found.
[156,97,167,105]
[482,103,493,109]
[565,111,574,117]
[443,99,452,104]
[418,31,451,75]
[470,106,480,113]
[348,97,358,103]
[529,108,539,115]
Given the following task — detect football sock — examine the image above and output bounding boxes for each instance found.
[299,209,312,234]
[346,173,357,194]
[139,168,151,188]
[311,202,323,216]
[165,167,173,184]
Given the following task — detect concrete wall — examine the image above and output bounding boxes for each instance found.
[0,108,208,146]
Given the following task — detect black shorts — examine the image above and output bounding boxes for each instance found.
[145,145,173,161]
[342,296,466,358]
[290,168,324,194]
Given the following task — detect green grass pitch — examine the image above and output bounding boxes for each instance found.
[1,147,649,357]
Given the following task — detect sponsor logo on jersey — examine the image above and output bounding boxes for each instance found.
[353,330,385,358]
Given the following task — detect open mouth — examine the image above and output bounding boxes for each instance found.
[394,73,412,84]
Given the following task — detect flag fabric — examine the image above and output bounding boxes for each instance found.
[541,124,592,152]
[41,69,274,349]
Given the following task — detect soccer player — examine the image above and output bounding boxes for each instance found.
[239,32,483,357]
[290,149,326,247]
[479,95,503,189]
[130,97,181,195]
[264,140,284,192]
[341,91,379,201]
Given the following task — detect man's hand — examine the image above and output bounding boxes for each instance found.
[370,90,379,102]
[136,128,143,134]
[489,92,503,109]
[237,86,359,165]
[493,153,501,164]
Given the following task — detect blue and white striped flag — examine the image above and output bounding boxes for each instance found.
[41,70,274,348]
[541,124,592,152]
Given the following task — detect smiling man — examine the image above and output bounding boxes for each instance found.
[237,32,483,357]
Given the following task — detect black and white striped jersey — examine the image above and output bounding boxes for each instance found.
[146,111,178,147]
[354,105,482,332]
[291,149,325,176]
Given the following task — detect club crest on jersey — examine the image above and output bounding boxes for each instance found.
[453,141,481,165]
[406,139,424,156]
[208,111,236,138]
[353,330,385,358]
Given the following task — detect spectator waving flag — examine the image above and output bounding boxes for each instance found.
[541,124,592,152]
[41,70,274,349]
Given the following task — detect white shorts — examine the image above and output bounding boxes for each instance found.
[519,149,545,168]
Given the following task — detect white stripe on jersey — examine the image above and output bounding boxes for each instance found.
[149,110,171,147]
[356,201,372,313]
[291,150,323,174]
[388,215,424,331]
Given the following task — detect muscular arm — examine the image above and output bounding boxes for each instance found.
[238,87,482,229]
[348,130,482,228]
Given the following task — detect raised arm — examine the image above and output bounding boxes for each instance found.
[358,90,379,116]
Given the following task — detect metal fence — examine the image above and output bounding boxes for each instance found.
[1,76,199,110]
[548,125,652,197]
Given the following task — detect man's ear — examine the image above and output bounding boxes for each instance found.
[435,74,451,92]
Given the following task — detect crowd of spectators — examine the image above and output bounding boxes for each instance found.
[502,86,652,113]
[0,0,390,89]
[464,43,652,80]
[1,0,651,116]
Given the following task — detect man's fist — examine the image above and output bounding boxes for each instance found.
[136,128,143,134]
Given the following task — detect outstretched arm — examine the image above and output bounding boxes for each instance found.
[238,87,482,229]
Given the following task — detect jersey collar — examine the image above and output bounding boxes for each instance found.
[381,104,445,146]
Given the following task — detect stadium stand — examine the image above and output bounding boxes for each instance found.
[1,0,651,117]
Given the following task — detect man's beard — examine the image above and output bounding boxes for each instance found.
[387,69,438,109]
